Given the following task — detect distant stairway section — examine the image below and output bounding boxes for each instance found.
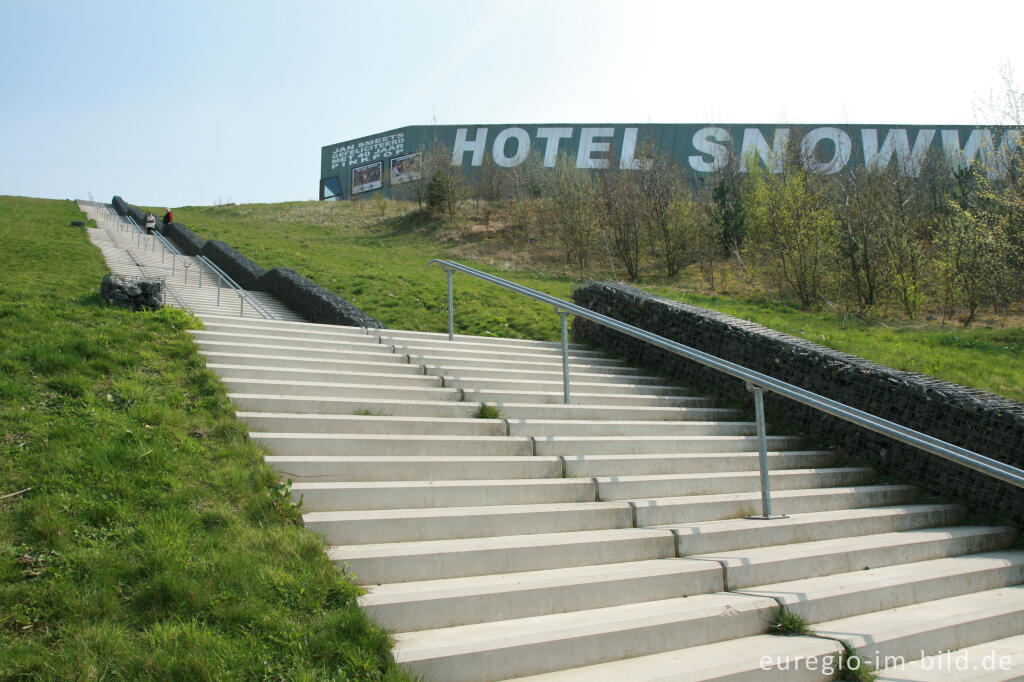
[192,312,1024,681]
[79,201,304,321]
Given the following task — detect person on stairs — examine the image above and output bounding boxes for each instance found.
[162,208,173,227]
[144,212,156,234]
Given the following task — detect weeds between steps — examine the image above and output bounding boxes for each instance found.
[353,408,392,416]
[769,606,812,636]
[474,403,502,419]
[768,608,877,681]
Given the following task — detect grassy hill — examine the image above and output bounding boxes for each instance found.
[0,196,408,680]
[174,200,1024,402]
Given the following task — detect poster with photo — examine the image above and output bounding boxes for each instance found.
[390,152,422,185]
[352,161,382,194]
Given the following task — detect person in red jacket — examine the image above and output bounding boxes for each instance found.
[162,209,173,227]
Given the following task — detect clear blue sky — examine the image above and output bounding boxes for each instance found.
[1,0,1021,208]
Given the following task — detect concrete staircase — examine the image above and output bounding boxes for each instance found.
[200,316,1023,681]
[81,201,1024,680]
[79,201,303,321]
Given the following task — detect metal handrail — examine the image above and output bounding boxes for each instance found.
[428,259,1024,517]
[196,255,275,320]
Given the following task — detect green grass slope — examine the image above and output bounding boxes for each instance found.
[175,201,573,341]
[0,196,408,680]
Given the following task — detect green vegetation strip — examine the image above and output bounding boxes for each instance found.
[0,197,408,680]
[175,200,1023,402]
[648,288,1024,402]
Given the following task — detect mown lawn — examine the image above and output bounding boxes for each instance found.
[0,196,408,680]
[647,289,1024,402]
[173,199,1024,403]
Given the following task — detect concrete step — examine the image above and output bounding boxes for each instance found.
[372,327,589,350]
[200,319,371,343]
[295,477,596,512]
[196,313,369,336]
[689,525,1016,590]
[361,558,723,632]
[251,433,534,457]
[632,484,920,526]
[815,586,1024,675]
[508,419,753,437]
[502,633,842,681]
[221,378,460,401]
[412,353,631,374]
[329,528,678,584]
[190,329,386,353]
[207,364,443,387]
[228,393,479,418]
[240,412,504,436]
[465,389,712,407]
[379,335,605,359]
[308,485,920,546]
[876,633,1024,680]
[370,327,590,351]
[265,455,563,482]
[305,500,634,545]
[392,592,779,682]
[495,402,729,421]
[533,434,802,455]
[425,364,663,385]
[390,340,610,361]
[563,450,839,476]
[443,376,687,397]
[194,338,412,364]
[202,351,427,375]
[596,467,876,500]
[744,550,1024,625]
[665,503,966,556]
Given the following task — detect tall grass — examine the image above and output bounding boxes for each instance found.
[0,196,408,680]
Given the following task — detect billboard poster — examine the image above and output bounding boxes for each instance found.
[321,123,1023,199]
[352,162,382,194]
[391,152,422,185]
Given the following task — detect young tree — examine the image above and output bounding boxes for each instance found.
[547,152,598,269]
[597,168,644,280]
[743,148,839,307]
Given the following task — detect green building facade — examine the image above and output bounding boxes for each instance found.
[319,123,1022,200]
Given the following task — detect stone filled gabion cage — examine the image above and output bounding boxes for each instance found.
[571,282,1024,527]
[100,273,165,311]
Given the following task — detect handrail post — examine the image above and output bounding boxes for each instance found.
[445,268,455,341]
[217,272,221,306]
[557,308,571,404]
[748,383,777,519]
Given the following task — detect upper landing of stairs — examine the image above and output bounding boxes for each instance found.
[78,201,303,322]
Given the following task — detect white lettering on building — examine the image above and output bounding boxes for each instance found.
[740,128,790,173]
[536,127,573,167]
[492,127,531,168]
[577,127,614,169]
[862,128,935,177]
[689,127,732,172]
[453,127,489,166]
[801,127,852,174]
[619,128,653,170]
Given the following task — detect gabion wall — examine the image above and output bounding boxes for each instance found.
[163,222,206,256]
[200,240,266,291]
[572,282,1024,527]
[258,267,384,329]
